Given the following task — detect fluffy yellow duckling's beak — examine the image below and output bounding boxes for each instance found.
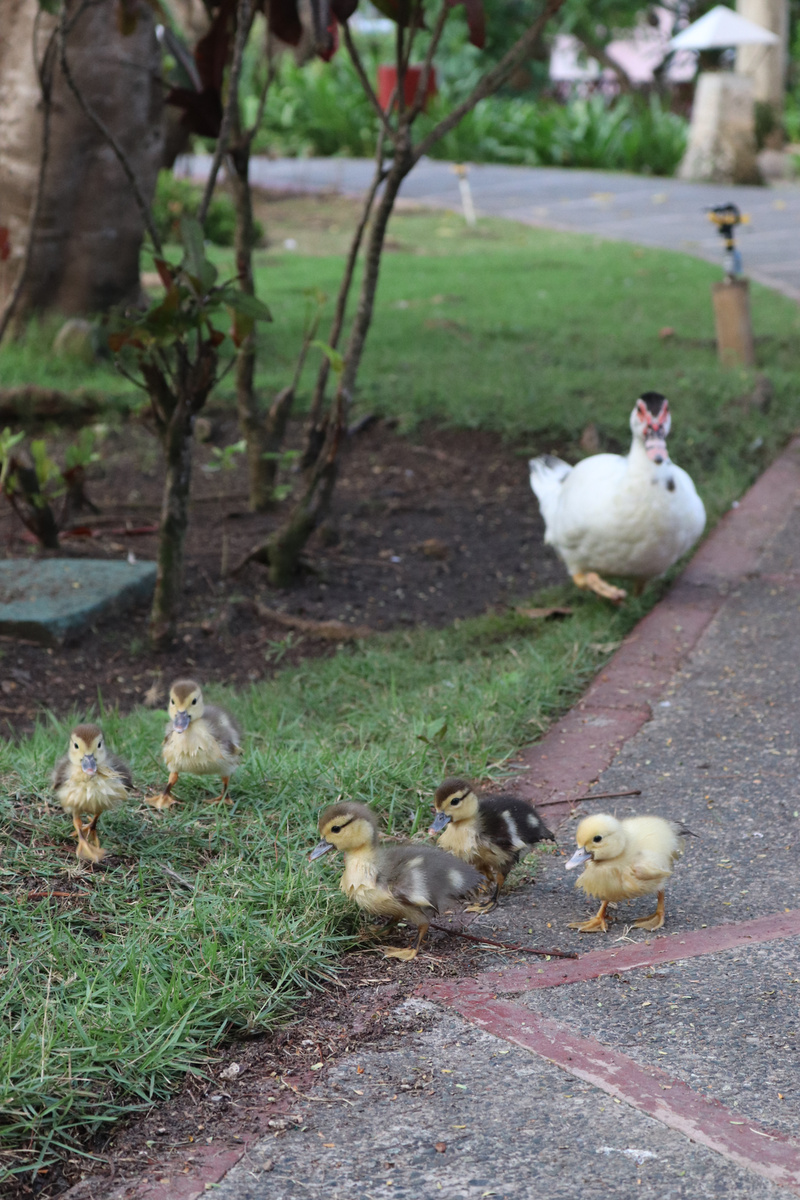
[169,679,204,733]
[565,813,625,870]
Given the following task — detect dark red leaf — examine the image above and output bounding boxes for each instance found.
[208,328,225,347]
[448,0,485,47]
[270,0,304,45]
[165,86,224,138]
[0,227,10,262]
[107,332,128,353]
[195,0,237,91]
[330,0,359,20]
[318,16,339,59]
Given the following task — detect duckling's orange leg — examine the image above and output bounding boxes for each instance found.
[632,890,665,931]
[384,921,429,961]
[206,776,232,805]
[572,572,627,604]
[86,814,102,847]
[73,814,105,863]
[466,870,506,913]
[569,900,610,933]
[146,772,180,810]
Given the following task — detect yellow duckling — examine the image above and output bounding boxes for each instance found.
[430,777,554,912]
[146,678,241,809]
[310,801,482,961]
[565,812,695,933]
[52,724,132,862]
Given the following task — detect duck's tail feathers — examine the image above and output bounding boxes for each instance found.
[673,820,699,838]
[528,455,572,528]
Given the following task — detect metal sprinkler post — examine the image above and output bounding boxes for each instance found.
[707,203,755,367]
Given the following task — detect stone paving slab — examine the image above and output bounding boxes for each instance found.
[208,1008,795,1200]
[517,937,800,1141]
[0,558,157,645]
[178,155,800,299]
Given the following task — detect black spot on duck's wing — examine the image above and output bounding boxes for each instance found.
[479,796,554,850]
[671,820,698,838]
[108,754,133,790]
[51,755,70,790]
[203,705,242,753]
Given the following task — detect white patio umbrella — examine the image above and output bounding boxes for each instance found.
[669,5,779,50]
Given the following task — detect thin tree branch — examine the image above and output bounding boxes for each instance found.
[306,130,387,432]
[394,16,406,118]
[57,5,163,253]
[243,54,275,147]
[574,31,633,93]
[0,23,57,342]
[429,923,578,958]
[343,23,394,139]
[413,0,567,163]
[408,0,448,122]
[198,0,253,226]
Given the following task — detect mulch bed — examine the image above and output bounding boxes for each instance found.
[0,412,564,737]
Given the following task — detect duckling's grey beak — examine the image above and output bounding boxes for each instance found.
[565,845,591,870]
[429,811,451,834]
[173,711,190,733]
[309,838,334,861]
[81,754,97,776]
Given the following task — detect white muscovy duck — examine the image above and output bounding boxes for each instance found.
[528,392,705,602]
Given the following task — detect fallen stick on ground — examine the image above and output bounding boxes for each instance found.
[536,788,642,808]
[430,923,578,959]
[254,600,372,641]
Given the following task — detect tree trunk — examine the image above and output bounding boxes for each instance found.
[150,400,195,647]
[0,0,163,322]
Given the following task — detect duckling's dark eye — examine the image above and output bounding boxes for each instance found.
[192,698,197,705]
[73,743,79,750]
[331,825,341,834]
[593,835,602,843]
[450,798,461,806]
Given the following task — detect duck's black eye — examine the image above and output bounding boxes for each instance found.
[593,835,602,843]
[450,797,461,806]
[331,825,341,834]
[73,743,79,750]
[192,698,197,705]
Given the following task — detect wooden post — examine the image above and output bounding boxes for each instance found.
[712,278,755,367]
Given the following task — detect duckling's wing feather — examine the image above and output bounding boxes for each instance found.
[107,754,133,790]
[52,755,70,790]
[479,796,554,854]
[380,845,481,913]
[203,705,242,754]
[630,861,671,882]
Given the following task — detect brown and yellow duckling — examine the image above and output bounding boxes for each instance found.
[52,724,132,863]
[565,812,696,933]
[146,678,241,809]
[429,778,554,912]
[310,801,482,961]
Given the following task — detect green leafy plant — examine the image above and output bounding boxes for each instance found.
[0,426,103,547]
[203,438,247,472]
[152,171,263,248]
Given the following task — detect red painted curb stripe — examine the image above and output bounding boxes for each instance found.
[444,997,800,1193]
[508,438,800,829]
[422,908,800,1005]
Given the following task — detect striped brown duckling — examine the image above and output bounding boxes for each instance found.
[310,801,482,961]
[146,678,242,809]
[52,724,132,863]
[429,777,554,912]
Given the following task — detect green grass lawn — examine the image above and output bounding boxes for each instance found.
[2,203,800,1181]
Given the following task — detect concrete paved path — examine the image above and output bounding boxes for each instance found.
[179,154,800,300]
[96,443,800,1200]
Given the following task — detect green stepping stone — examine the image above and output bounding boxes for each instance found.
[0,558,157,646]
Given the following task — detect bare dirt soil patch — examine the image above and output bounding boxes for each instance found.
[0,416,563,737]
